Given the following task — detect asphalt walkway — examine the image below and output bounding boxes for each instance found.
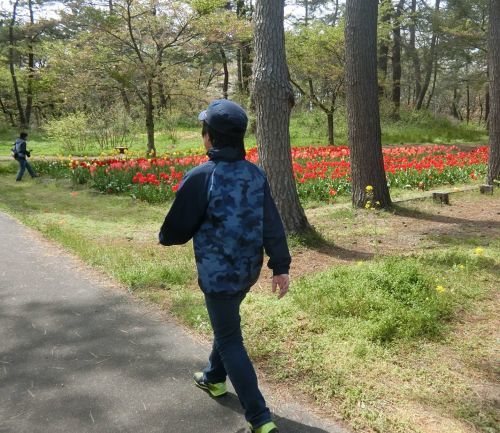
[0,211,347,433]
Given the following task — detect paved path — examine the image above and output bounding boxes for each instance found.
[0,212,347,433]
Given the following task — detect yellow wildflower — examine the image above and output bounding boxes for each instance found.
[365,185,373,192]
[436,285,446,293]
[474,247,484,255]
[458,264,465,270]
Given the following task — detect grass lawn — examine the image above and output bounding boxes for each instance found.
[0,169,498,433]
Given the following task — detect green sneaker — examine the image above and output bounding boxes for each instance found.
[193,372,227,397]
[250,421,279,433]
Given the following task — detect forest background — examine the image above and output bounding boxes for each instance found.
[0,0,490,156]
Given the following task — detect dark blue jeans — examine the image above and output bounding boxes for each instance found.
[203,291,271,429]
[16,158,36,181]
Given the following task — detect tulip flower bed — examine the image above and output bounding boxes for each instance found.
[61,145,488,204]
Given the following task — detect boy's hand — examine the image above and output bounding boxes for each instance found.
[272,274,289,299]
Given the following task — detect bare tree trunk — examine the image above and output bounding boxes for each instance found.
[391,0,404,119]
[327,112,334,146]
[345,0,391,208]
[120,88,131,115]
[409,0,422,104]
[8,0,26,129]
[451,87,461,119]
[146,80,156,156]
[220,46,229,99]
[425,56,438,109]
[485,66,490,126]
[487,0,500,184]
[378,0,391,97]
[332,0,340,25]
[24,0,35,129]
[236,1,251,95]
[416,0,441,110]
[466,79,470,124]
[157,81,168,110]
[252,0,309,233]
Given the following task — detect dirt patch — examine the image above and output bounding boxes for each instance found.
[281,191,500,283]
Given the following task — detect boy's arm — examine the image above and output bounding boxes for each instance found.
[158,169,210,246]
[263,181,291,276]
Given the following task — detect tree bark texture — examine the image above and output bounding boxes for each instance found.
[378,0,391,97]
[345,0,391,208]
[220,47,229,99]
[488,0,500,184]
[391,0,404,118]
[146,80,156,156]
[409,0,422,104]
[236,1,251,95]
[416,0,441,110]
[9,0,26,129]
[252,0,309,233]
[24,0,35,129]
[327,112,334,146]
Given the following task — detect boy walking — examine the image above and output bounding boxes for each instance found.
[159,99,290,433]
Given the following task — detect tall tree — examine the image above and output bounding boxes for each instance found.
[252,0,309,233]
[8,0,26,128]
[235,0,252,95]
[391,0,405,118]
[345,0,391,208]
[416,0,441,109]
[487,0,500,184]
[378,0,392,97]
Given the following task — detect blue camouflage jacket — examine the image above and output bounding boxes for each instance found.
[159,146,291,294]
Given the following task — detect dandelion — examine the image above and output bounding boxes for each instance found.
[436,285,446,293]
[474,247,484,255]
[365,185,373,192]
[365,200,372,209]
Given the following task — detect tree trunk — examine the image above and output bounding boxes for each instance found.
[409,0,422,104]
[416,0,441,110]
[487,0,500,185]
[121,88,131,115]
[157,81,168,110]
[327,112,334,146]
[146,80,156,156]
[8,0,26,129]
[24,0,35,129]
[426,56,438,109]
[485,66,490,126]
[252,0,309,233]
[391,0,404,119]
[466,79,470,124]
[451,87,461,119]
[236,1,251,95]
[378,0,391,97]
[332,0,340,25]
[220,46,229,99]
[345,0,391,208]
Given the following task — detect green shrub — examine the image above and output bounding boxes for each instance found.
[44,112,93,154]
